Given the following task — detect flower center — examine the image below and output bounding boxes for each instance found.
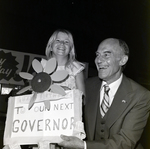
[31,72,51,92]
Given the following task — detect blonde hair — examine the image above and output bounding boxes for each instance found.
[45,29,76,67]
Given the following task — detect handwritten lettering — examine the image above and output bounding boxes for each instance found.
[0,66,12,77]
[0,59,6,65]
[34,106,49,112]
[12,117,74,133]
[54,103,73,110]
[14,107,24,114]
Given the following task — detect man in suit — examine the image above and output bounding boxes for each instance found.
[59,38,150,149]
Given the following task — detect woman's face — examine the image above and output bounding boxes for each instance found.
[52,32,71,58]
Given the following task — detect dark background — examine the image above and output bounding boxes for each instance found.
[0,0,150,148]
[0,0,150,89]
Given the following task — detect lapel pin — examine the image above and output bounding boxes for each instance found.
[122,100,126,103]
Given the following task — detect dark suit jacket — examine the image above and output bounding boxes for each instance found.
[84,75,150,149]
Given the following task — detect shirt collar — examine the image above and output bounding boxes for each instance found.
[101,74,123,95]
[109,74,123,96]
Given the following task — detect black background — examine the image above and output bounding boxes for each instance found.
[0,0,150,148]
[0,0,149,89]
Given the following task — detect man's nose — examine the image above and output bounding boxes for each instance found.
[96,55,105,62]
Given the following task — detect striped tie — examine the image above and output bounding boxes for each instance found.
[100,84,110,117]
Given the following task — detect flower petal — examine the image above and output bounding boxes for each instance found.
[16,85,32,94]
[44,58,57,74]
[32,59,43,73]
[19,72,33,80]
[44,100,50,111]
[50,84,66,96]
[28,92,37,110]
[51,70,68,82]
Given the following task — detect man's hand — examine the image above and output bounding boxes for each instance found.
[3,146,10,149]
[58,135,84,149]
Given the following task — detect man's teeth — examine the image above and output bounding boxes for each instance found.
[99,66,107,69]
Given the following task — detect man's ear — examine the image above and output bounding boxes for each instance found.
[119,55,128,66]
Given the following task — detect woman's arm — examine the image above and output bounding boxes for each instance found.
[76,71,86,97]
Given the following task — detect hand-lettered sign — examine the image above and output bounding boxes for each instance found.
[4,90,85,145]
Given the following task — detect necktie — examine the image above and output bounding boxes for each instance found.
[100,84,110,117]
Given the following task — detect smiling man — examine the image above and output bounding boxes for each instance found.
[59,38,150,149]
[95,38,128,84]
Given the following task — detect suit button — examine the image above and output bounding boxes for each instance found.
[101,129,104,132]
[101,137,104,139]
[101,122,105,125]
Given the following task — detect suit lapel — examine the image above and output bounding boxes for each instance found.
[87,79,101,140]
[107,75,133,128]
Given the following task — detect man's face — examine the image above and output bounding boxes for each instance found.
[95,39,125,84]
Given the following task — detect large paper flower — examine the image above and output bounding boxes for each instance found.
[16,58,68,110]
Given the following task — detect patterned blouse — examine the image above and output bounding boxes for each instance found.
[41,59,85,90]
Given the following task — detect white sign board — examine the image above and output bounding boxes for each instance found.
[4,90,85,145]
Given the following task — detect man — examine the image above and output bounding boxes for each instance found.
[58,38,150,149]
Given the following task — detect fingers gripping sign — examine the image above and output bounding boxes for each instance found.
[58,135,84,149]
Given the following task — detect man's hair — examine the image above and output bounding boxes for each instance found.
[118,39,129,70]
[118,39,129,57]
